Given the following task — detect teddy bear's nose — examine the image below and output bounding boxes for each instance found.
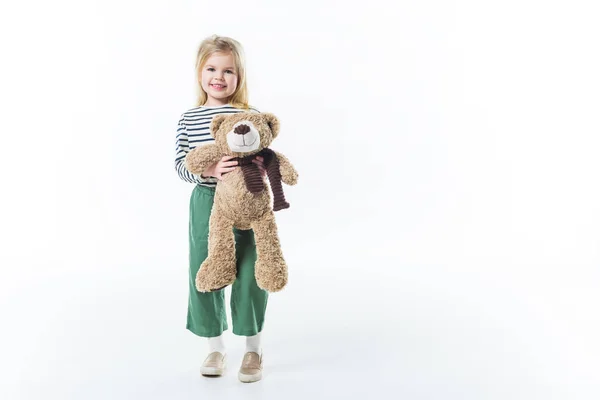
[234,124,251,135]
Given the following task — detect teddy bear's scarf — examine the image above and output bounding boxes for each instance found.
[232,148,290,211]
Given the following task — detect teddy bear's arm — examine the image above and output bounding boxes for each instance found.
[185,143,221,176]
[273,151,298,186]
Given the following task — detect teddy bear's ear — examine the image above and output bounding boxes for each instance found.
[262,113,280,139]
[210,114,228,138]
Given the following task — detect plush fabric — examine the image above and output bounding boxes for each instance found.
[185,112,298,293]
[233,148,290,211]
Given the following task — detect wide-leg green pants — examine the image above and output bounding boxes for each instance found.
[186,184,268,337]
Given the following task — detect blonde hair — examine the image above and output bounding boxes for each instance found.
[195,35,250,109]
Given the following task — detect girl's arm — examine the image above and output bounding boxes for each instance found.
[273,151,298,186]
[174,116,216,183]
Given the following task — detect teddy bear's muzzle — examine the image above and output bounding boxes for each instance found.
[227,122,260,152]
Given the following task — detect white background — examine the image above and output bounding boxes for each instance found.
[1,0,599,399]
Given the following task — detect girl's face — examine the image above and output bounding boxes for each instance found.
[200,51,238,106]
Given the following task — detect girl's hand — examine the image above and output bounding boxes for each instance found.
[252,155,267,178]
[202,155,238,180]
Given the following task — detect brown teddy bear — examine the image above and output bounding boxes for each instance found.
[185,112,298,293]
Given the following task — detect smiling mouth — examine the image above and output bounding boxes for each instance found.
[237,137,257,147]
[230,136,258,152]
[210,84,227,89]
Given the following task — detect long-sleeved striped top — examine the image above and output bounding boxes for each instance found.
[175,104,260,186]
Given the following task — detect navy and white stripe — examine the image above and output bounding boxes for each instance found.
[175,105,260,186]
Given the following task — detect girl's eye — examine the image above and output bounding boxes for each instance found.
[206,68,234,74]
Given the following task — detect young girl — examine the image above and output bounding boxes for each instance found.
[174,35,268,383]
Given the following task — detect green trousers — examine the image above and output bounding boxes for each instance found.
[186,184,268,337]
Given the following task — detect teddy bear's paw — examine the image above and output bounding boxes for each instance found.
[255,260,288,293]
[282,169,298,186]
[288,171,298,186]
[195,258,236,293]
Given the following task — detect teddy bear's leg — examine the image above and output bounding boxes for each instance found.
[195,208,237,293]
[251,212,288,292]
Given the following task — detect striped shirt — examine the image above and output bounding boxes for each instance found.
[175,104,260,186]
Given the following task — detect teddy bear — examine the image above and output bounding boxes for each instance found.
[185,112,298,293]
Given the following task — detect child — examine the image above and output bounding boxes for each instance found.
[174,34,268,383]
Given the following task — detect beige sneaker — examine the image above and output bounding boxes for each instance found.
[200,351,226,376]
[238,351,263,383]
